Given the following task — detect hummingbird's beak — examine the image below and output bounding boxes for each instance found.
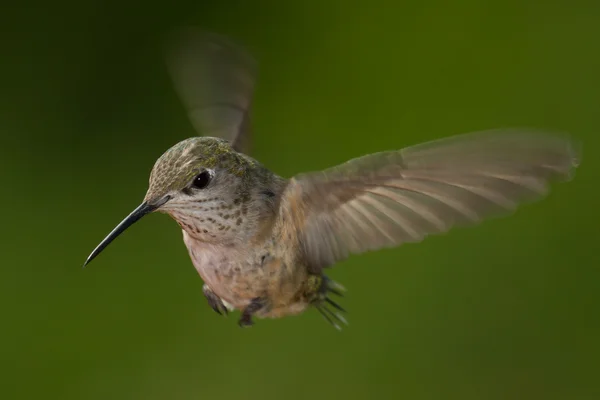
[83,195,171,267]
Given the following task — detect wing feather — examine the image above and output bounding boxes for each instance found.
[281,129,581,271]
[164,28,257,153]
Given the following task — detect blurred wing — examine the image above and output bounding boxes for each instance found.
[164,28,257,154]
[283,129,581,271]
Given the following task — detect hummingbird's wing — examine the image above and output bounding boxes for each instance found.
[282,130,581,272]
[164,28,257,154]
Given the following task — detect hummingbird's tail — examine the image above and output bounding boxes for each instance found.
[314,276,348,330]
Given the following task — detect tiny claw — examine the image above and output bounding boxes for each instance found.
[220,303,229,316]
[209,300,228,316]
[237,297,265,328]
[238,315,254,328]
[203,286,228,317]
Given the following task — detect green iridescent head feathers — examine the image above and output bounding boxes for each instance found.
[144,137,257,202]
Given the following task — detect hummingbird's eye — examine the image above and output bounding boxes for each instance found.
[192,170,212,189]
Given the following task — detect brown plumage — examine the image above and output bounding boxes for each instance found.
[84,28,581,330]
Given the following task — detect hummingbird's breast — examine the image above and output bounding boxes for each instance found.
[182,230,309,316]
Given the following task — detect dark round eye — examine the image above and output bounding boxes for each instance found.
[192,171,212,189]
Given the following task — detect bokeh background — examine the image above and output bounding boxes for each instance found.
[2,1,599,399]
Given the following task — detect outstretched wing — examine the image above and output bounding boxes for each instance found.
[282,130,581,272]
[164,28,257,154]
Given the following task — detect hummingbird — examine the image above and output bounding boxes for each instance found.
[84,28,581,329]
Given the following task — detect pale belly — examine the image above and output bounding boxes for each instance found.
[182,231,309,318]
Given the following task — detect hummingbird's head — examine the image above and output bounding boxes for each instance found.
[84,137,283,266]
[145,136,278,240]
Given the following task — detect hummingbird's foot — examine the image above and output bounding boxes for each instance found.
[238,297,267,328]
[315,276,348,330]
[202,284,228,316]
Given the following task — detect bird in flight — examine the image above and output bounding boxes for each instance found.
[84,28,581,329]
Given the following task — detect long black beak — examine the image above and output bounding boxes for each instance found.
[83,196,170,267]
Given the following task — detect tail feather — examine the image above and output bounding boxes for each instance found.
[315,276,348,330]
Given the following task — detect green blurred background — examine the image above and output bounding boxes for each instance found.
[2,1,599,399]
